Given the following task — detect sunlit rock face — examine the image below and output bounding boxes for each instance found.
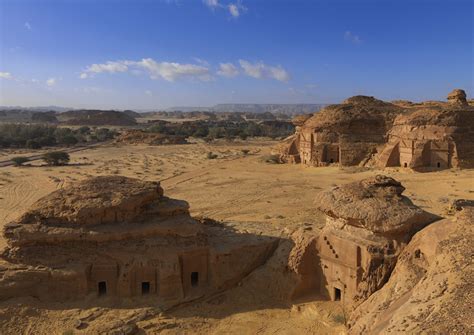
[374,90,474,170]
[278,90,474,171]
[277,96,404,166]
[0,176,278,306]
[289,175,439,310]
[348,205,474,334]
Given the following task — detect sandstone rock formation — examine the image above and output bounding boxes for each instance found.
[279,90,474,170]
[278,96,404,166]
[276,114,311,163]
[289,175,438,310]
[348,203,473,334]
[115,130,188,145]
[0,176,277,305]
[374,90,474,169]
[447,88,468,106]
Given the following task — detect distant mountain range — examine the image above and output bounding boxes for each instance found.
[165,104,326,114]
[0,105,73,112]
[0,103,327,115]
[210,104,326,114]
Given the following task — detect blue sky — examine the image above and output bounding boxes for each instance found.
[0,0,472,109]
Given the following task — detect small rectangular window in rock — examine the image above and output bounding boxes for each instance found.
[98,281,107,296]
[191,272,199,287]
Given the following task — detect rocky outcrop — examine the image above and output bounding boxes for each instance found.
[447,88,468,106]
[348,204,473,334]
[14,176,166,226]
[373,92,474,169]
[291,114,312,127]
[277,95,404,167]
[0,176,278,306]
[289,176,438,310]
[314,175,438,234]
[272,114,312,163]
[279,90,474,170]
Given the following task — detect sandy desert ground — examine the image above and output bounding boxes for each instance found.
[0,139,472,334]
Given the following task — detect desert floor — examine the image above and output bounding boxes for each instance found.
[0,139,472,334]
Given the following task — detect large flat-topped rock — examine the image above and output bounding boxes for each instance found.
[314,175,438,234]
[0,176,279,306]
[302,95,402,132]
[16,176,184,226]
[4,176,195,246]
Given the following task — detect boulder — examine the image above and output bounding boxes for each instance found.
[348,207,474,334]
[314,175,438,235]
[447,88,468,106]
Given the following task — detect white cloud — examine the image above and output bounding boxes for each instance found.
[344,31,362,44]
[238,60,290,82]
[80,58,211,82]
[228,1,246,18]
[80,60,129,78]
[228,4,240,17]
[203,0,246,18]
[134,58,211,81]
[217,63,239,77]
[80,58,290,82]
[46,78,57,87]
[203,0,220,9]
[145,90,153,96]
[24,22,32,30]
[0,72,13,80]
[227,0,247,18]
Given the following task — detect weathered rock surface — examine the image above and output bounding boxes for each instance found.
[314,175,438,234]
[447,88,468,106]
[348,205,474,334]
[277,95,404,166]
[373,100,474,169]
[4,176,196,246]
[278,90,474,170]
[15,176,167,226]
[289,176,438,310]
[0,176,279,306]
[291,114,312,127]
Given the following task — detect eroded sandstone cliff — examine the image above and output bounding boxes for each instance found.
[348,205,473,334]
[0,176,278,307]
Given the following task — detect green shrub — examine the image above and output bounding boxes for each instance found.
[26,139,41,149]
[332,314,345,324]
[42,151,70,166]
[262,154,281,164]
[62,135,78,146]
[78,126,91,134]
[0,124,116,149]
[11,156,29,167]
[206,152,218,159]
